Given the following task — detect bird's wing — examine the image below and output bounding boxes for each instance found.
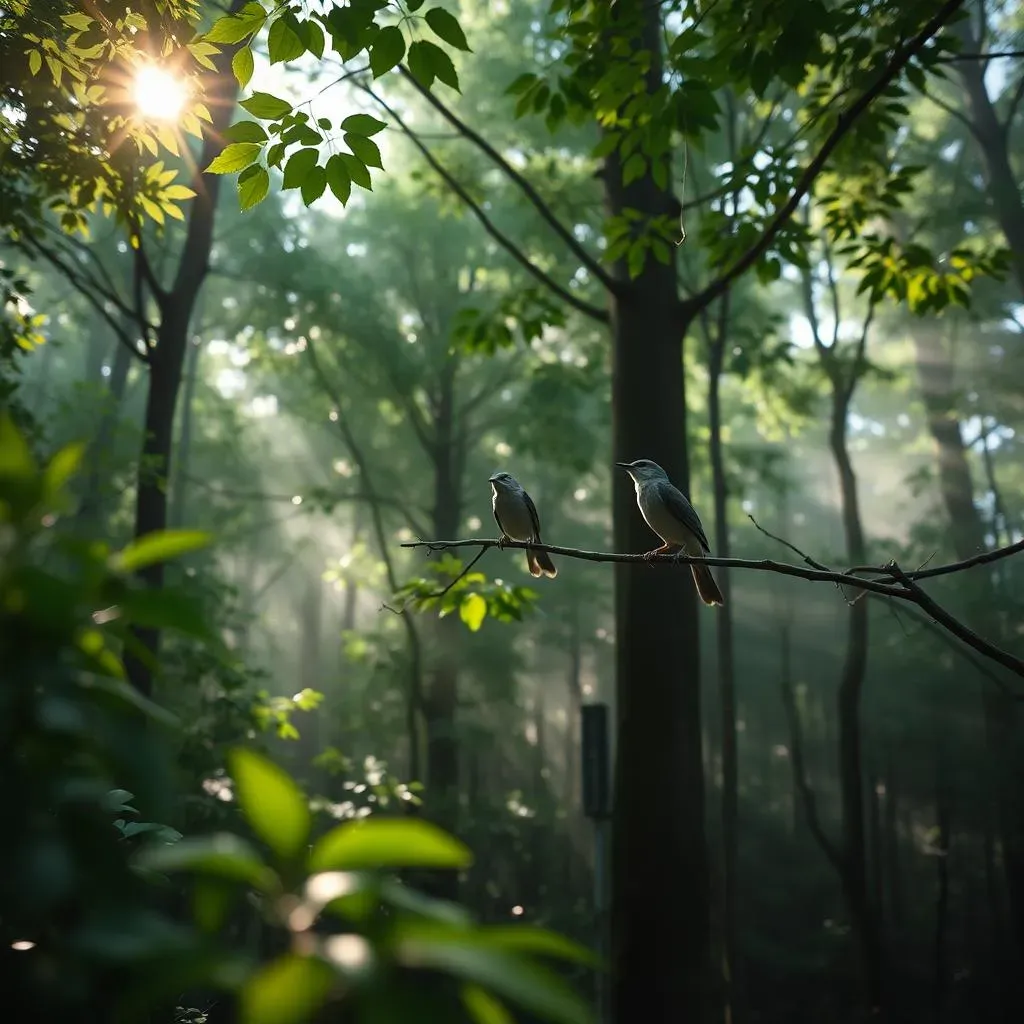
[521,489,543,541]
[659,481,711,552]
[491,492,506,535]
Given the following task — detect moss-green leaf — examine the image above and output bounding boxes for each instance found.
[282,147,319,190]
[309,817,472,873]
[325,155,352,205]
[229,747,311,862]
[344,133,382,169]
[267,14,306,64]
[340,113,387,137]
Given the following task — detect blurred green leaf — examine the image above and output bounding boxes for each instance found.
[0,411,35,478]
[43,441,84,498]
[112,530,212,573]
[240,954,336,1024]
[135,834,278,891]
[394,923,591,1024]
[480,926,599,967]
[309,817,472,872]
[460,593,487,632]
[462,984,515,1024]
[229,747,311,861]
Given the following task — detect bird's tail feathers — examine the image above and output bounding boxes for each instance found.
[527,546,557,579]
[691,561,724,606]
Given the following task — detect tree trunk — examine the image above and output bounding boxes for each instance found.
[933,748,950,1024]
[605,4,709,1020]
[708,297,740,1024]
[168,334,202,530]
[423,357,462,895]
[953,19,1024,293]
[883,756,904,930]
[828,395,884,1016]
[125,18,243,695]
[910,327,985,559]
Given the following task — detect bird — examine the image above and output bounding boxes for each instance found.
[488,472,557,579]
[616,458,724,607]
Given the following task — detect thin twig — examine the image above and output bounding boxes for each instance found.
[397,65,618,295]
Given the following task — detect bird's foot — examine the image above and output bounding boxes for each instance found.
[642,545,671,565]
[497,534,511,550]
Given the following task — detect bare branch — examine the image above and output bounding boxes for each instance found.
[397,65,618,295]
[19,234,150,364]
[687,0,968,312]
[361,85,607,325]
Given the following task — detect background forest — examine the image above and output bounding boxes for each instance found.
[2,0,1024,1022]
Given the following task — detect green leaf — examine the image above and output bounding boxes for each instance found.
[239,165,270,211]
[408,39,459,91]
[112,530,212,573]
[43,441,85,498]
[240,92,293,119]
[117,586,216,642]
[480,926,598,967]
[135,834,278,891]
[341,113,387,137]
[369,25,405,78]
[28,49,42,76]
[344,133,382,169]
[240,955,336,1024]
[425,7,471,51]
[232,46,255,88]
[267,15,306,64]
[229,747,311,862]
[309,818,472,873]
[0,411,36,478]
[301,165,327,205]
[393,925,591,1024]
[224,120,268,144]
[459,593,487,632]
[206,143,261,174]
[338,153,371,191]
[205,5,267,44]
[462,985,514,1024]
[283,147,319,190]
[325,155,352,204]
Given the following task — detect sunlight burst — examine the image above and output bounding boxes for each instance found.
[133,65,187,121]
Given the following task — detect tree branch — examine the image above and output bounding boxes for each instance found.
[360,84,607,325]
[19,234,151,364]
[401,536,1024,679]
[686,0,967,312]
[397,65,618,295]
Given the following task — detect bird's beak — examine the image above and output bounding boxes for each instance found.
[615,462,632,470]
[488,475,499,484]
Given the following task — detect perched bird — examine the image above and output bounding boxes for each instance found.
[489,472,557,579]
[616,459,724,607]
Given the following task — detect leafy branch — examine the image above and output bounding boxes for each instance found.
[400,534,1024,681]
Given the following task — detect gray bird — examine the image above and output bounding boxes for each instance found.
[616,459,724,607]
[489,472,557,579]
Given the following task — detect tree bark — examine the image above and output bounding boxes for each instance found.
[168,334,202,530]
[828,387,885,1017]
[125,16,243,694]
[708,295,740,1024]
[605,4,709,1020]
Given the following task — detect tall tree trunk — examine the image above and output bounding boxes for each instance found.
[423,357,462,892]
[605,3,709,1020]
[828,390,884,1016]
[125,15,244,695]
[168,334,202,530]
[932,747,950,1024]
[883,756,904,930]
[953,19,1024,293]
[708,294,740,1024]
